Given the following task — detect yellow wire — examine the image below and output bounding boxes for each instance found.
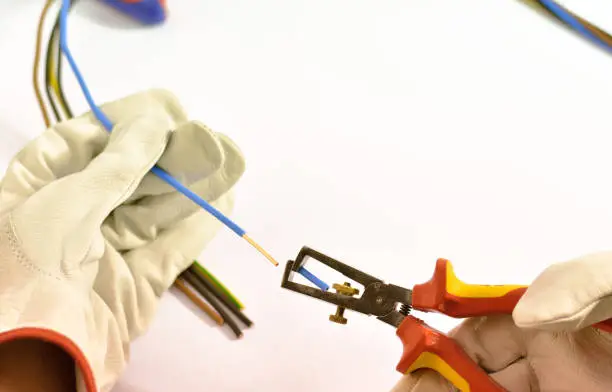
[48,32,71,118]
[34,0,55,127]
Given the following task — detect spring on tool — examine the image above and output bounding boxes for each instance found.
[400,304,412,316]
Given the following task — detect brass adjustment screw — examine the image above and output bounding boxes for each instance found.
[329,282,359,324]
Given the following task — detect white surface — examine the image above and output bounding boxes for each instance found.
[2,1,612,391]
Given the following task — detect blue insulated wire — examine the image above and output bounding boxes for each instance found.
[58,0,246,236]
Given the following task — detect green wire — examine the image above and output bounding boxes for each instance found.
[193,261,245,310]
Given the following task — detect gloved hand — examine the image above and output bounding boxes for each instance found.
[390,252,612,391]
[0,89,245,392]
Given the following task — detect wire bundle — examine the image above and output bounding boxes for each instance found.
[177,263,253,338]
[32,0,252,338]
[525,0,612,51]
[33,0,72,126]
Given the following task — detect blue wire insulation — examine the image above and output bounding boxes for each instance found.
[539,0,612,52]
[298,267,330,291]
[58,0,246,236]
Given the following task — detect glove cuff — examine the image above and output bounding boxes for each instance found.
[0,327,97,392]
[0,216,126,392]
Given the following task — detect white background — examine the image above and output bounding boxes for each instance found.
[2,1,612,391]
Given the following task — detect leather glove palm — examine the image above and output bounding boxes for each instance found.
[0,89,245,392]
[391,252,612,392]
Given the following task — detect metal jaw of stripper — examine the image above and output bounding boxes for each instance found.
[281,246,413,328]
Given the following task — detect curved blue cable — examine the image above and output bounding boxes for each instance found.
[58,0,245,236]
[539,0,612,52]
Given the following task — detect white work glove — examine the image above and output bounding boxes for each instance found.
[390,252,612,391]
[0,89,245,392]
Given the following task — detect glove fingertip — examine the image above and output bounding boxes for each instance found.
[513,291,602,332]
[186,121,225,165]
[513,252,612,331]
[512,287,567,330]
[217,133,246,179]
[145,88,190,123]
[159,121,226,183]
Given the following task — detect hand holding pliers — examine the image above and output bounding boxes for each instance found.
[281,246,612,392]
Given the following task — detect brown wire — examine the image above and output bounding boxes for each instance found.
[34,0,55,127]
[174,278,224,326]
[181,270,243,338]
[523,0,612,47]
[546,0,612,46]
[574,14,612,47]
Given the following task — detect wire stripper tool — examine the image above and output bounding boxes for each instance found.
[100,0,167,25]
[281,246,612,392]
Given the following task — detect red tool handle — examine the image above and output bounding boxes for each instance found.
[396,316,505,392]
[411,258,612,333]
